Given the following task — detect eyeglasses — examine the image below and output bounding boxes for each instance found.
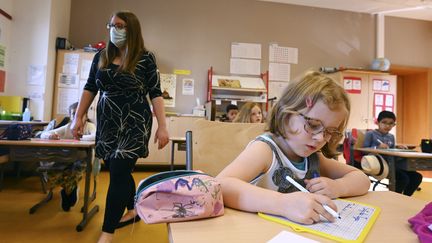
[298,113,343,142]
[380,121,396,127]
[106,23,127,31]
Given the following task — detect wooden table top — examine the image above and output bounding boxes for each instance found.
[0,138,95,148]
[168,191,427,243]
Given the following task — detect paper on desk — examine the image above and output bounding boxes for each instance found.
[267,231,320,243]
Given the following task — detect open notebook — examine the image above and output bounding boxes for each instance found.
[259,199,380,243]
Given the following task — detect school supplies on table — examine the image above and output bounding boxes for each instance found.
[408,202,432,243]
[259,199,380,243]
[285,175,340,219]
[267,230,319,243]
[135,170,224,224]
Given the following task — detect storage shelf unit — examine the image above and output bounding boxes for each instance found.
[206,67,269,121]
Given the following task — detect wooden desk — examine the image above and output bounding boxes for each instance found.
[168,191,426,243]
[0,139,97,232]
[355,148,432,191]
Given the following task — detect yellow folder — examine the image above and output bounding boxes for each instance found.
[258,199,380,243]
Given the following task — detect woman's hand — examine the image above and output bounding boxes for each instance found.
[49,133,60,140]
[304,177,340,199]
[154,126,169,149]
[278,191,337,224]
[70,117,84,139]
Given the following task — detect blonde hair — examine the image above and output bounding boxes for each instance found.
[233,102,262,123]
[266,71,350,158]
[99,11,147,73]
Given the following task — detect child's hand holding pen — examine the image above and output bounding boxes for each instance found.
[279,190,338,224]
[376,139,389,149]
[304,172,340,199]
[286,175,340,223]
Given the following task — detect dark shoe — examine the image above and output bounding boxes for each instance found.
[116,215,140,229]
[60,189,71,212]
[69,186,79,207]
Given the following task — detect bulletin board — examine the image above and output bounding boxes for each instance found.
[52,49,96,121]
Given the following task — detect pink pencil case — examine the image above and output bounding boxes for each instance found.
[135,170,224,224]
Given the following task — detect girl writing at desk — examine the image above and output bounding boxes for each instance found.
[217,71,370,224]
[39,102,96,212]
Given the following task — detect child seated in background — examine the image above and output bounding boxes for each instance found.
[41,102,95,141]
[217,71,370,224]
[233,102,263,123]
[220,104,238,122]
[362,110,422,196]
[39,102,96,211]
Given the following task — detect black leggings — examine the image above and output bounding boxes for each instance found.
[102,158,137,233]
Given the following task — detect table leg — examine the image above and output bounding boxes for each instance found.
[170,141,175,171]
[76,147,99,232]
[387,156,396,191]
[29,190,53,214]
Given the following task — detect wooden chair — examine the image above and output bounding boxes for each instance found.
[343,128,389,190]
[186,120,266,176]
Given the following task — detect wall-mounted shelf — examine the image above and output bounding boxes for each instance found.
[206,66,269,121]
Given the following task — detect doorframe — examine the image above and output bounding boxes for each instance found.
[390,65,431,145]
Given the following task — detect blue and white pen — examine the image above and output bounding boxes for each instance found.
[285,175,341,219]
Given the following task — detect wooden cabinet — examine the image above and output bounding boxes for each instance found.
[206,67,269,121]
[328,70,397,131]
[136,115,204,165]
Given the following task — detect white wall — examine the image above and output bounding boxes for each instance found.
[47,0,71,119]
[0,0,70,120]
[0,0,13,92]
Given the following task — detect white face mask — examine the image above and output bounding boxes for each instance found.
[110,27,126,47]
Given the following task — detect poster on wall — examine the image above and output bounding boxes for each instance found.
[269,43,298,64]
[182,78,194,95]
[160,73,176,107]
[57,88,79,114]
[372,79,390,92]
[343,76,361,94]
[0,70,5,92]
[0,45,5,68]
[58,73,79,88]
[27,65,46,86]
[373,92,394,119]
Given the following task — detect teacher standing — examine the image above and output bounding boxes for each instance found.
[71,11,169,243]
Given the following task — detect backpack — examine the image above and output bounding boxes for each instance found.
[0,124,33,140]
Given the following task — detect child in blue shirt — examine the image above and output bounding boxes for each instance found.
[363,110,422,196]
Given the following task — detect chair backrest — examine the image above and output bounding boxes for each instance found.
[343,128,369,167]
[190,120,266,176]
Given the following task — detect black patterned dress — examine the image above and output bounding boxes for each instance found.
[84,51,162,160]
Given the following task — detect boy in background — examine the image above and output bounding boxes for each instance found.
[221,104,238,122]
[362,110,422,196]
